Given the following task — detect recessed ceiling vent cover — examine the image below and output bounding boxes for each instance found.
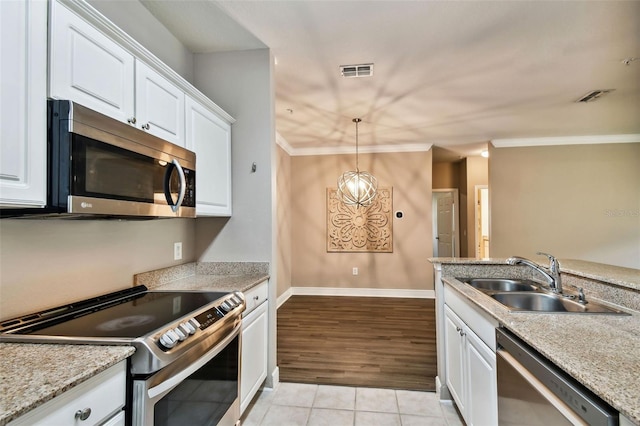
[340,63,374,78]
[576,89,615,103]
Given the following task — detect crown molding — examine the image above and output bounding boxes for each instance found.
[274,135,432,156]
[491,134,640,148]
[275,132,294,155]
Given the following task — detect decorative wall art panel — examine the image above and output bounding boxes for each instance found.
[327,187,393,252]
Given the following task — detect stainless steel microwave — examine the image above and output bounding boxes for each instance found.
[2,100,196,219]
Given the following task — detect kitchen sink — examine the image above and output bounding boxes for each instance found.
[490,292,628,314]
[461,278,538,292]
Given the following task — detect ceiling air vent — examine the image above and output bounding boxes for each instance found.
[576,89,615,103]
[340,63,374,78]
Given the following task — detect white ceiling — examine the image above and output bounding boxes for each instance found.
[140,0,640,159]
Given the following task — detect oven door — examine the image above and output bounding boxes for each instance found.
[132,325,240,426]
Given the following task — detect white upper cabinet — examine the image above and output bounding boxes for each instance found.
[0,0,47,207]
[49,0,135,124]
[49,1,185,146]
[186,96,232,216]
[135,61,185,146]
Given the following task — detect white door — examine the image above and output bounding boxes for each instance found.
[49,0,135,123]
[432,190,459,257]
[135,61,185,146]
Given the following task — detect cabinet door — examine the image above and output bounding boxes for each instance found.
[466,327,498,426]
[185,96,232,216]
[240,302,268,414]
[444,305,466,415]
[135,61,185,146]
[49,0,135,124]
[0,0,47,207]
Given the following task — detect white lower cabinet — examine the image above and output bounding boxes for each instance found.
[240,281,268,414]
[443,286,498,426]
[8,361,127,426]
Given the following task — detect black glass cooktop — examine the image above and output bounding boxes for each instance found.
[13,290,227,338]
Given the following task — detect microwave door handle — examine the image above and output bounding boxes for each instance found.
[163,159,187,213]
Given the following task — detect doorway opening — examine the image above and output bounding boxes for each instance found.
[432,189,460,258]
[475,185,489,258]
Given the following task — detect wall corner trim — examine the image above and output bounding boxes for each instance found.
[491,134,640,148]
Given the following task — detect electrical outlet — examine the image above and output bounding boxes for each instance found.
[174,242,182,260]
[352,267,358,275]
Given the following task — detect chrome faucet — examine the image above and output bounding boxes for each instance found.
[507,252,563,294]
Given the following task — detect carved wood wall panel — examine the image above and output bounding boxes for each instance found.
[327,187,393,252]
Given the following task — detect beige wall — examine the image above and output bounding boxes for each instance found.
[490,143,640,269]
[432,162,460,189]
[462,157,489,257]
[276,144,292,298]
[290,150,434,291]
[0,219,195,320]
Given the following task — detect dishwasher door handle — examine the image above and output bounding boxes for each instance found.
[497,349,588,426]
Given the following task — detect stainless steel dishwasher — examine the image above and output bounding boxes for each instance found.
[496,328,618,426]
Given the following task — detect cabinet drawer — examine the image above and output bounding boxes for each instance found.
[243,281,268,316]
[9,361,126,426]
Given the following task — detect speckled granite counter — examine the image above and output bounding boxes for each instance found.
[0,344,134,425]
[134,261,270,292]
[430,258,640,424]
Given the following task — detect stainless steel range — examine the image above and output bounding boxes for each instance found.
[0,285,245,426]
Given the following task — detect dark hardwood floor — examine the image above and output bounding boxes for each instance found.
[276,295,437,391]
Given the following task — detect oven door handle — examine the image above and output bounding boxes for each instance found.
[497,348,588,425]
[147,324,240,399]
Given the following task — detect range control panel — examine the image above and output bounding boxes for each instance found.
[157,292,244,351]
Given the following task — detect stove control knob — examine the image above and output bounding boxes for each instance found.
[180,322,195,335]
[159,330,179,349]
[174,327,187,341]
[188,318,201,330]
[220,302,232,312]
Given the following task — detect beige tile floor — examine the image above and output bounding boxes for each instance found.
[241,383,465,426]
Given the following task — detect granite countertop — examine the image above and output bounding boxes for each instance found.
[441,275,640,424]
[133,261,270,293]
[0,344,134,425]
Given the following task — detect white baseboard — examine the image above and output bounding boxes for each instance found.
[277,287,435,308]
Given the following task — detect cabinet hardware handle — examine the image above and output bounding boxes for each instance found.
[75,408,92,421]
[455,326,461,332]
[253,296,259,300]
[127,117,137,124]
[142,123,150,130]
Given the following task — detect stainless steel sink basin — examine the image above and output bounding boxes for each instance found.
[490,292,628,314]
[462,278,538,292]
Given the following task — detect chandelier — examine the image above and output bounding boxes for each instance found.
[337,118,378,207]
